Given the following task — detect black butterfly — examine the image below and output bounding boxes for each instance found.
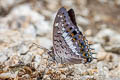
[49,7,96,64]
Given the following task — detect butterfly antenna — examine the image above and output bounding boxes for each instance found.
[93,57,97,59]
[90,48,95,50]
[92,52,96,54]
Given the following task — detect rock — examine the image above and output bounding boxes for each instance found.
[0,0,120,80]
[23,24,36,38]
[45,0,60,11]
[93,28,120,54]
[8,4,51,36]
[79,8,89,17]
[115,0,120,5]
[97,51,107,61]
[34,20,51,36]
[97,62,110,80]
[91,43,104,53]
[105,44,120,54]
[77,16,90,25]
[93,28,120,45]
[94,14,102,22]
[37,37,52,49]
[0,53,8,63]
[90,43,106,60]
[98,0,108,4]
[21,52,33,64]
[61,0,75,7]
[0,72,18,78]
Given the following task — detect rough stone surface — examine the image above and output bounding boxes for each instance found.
[0,0,120,80]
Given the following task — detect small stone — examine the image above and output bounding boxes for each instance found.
[77,16,90,25]
[0,53,8,63]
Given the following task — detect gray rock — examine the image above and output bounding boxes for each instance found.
[0,53,8,63]
[105,44,120,54]
[9,4,51,36]
[93,28,120,44]
[97,62,110,80]
[77,16,90,25]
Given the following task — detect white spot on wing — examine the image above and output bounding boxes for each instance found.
[66,37,72,43]
[60,15,63,18]
[65,36,71,41]
[62,24,64,26]
[62,32,67,37]
[67,40,73,46]
[57,30,61,33]
[62,30,79,54]
[61,19,64,22]
[72,48,76,52]
[62,28,65,31]
[62,34,79,54]
[55,23,59,27]
[69,44,75,49]
[69,45,78,54]
[75,52,80,55]
[57,15,60,17]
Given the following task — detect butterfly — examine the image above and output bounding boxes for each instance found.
[48,7,96,64]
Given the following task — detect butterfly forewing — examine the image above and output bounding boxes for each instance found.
[53,8,73,63]
[52,7,93,64]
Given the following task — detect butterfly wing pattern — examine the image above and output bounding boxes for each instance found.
[52,7,94,64]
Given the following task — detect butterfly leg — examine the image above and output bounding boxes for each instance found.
[47,47,57,62]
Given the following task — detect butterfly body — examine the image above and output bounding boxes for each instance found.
[51,7,94,64]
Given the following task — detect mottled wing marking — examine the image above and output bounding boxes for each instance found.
[52,7,94,64]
